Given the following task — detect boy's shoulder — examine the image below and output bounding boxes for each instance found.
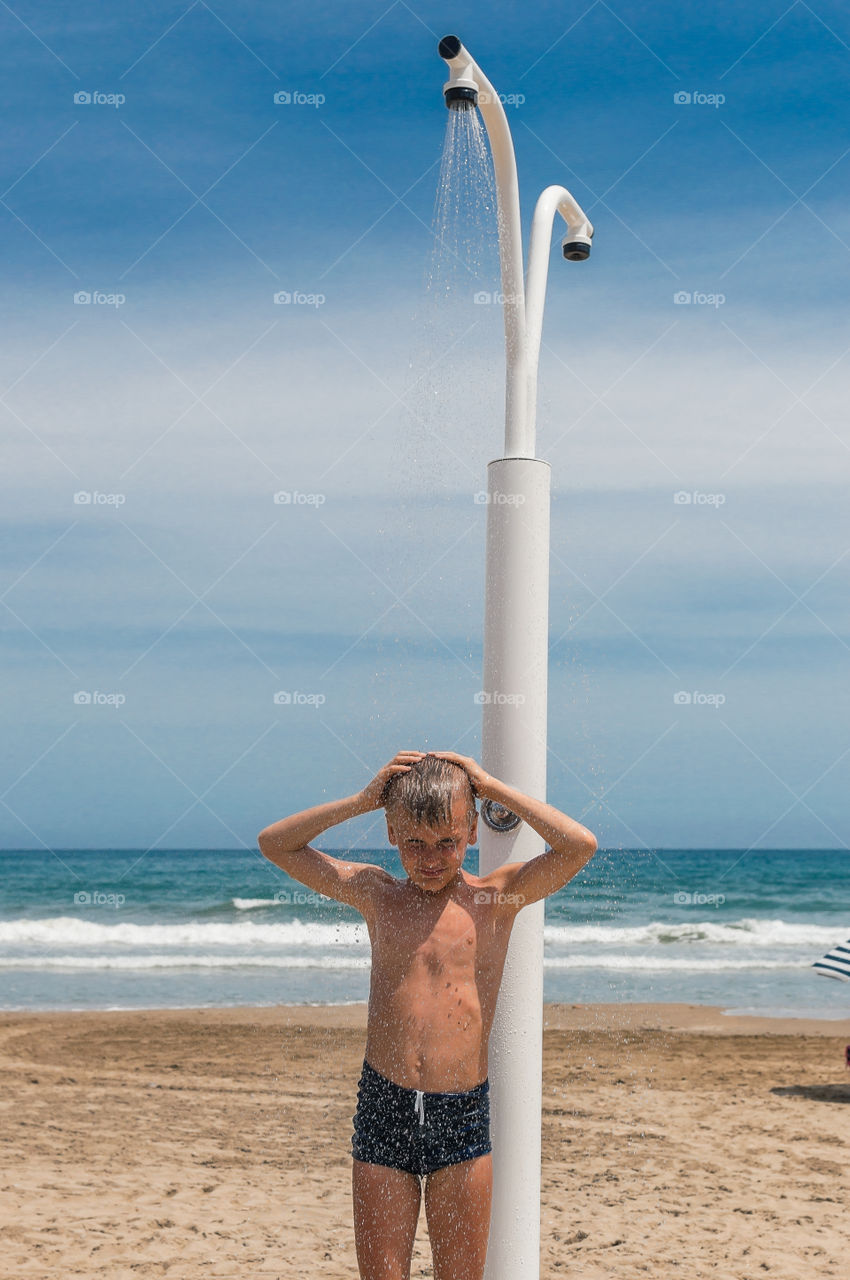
[465,862,529,890]
[458,864,529,911]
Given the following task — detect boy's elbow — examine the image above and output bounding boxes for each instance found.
[569,832,597,864]
[550,832,596,867]
[257,829,281,859]
[258,829,304,864]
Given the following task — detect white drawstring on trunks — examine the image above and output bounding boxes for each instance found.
[414,1089,425,1125]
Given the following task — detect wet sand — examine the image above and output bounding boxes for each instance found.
[1,1002,848,1278]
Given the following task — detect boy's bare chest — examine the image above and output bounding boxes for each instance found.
[372,895,501,982]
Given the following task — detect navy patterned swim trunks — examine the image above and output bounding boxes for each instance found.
[351,1059,491,1177]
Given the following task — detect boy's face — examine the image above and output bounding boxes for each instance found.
[386,792,478,894]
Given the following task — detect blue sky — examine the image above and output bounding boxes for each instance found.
[2,0,849,853]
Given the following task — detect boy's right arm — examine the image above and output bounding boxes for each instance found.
[257,750,424,914]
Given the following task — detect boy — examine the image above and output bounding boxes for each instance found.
[258,749,597,1280]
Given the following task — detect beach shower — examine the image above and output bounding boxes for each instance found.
[439,35,592,454]
[437,34,594,1280]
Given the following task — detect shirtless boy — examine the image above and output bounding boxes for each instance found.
[258,749,597,1280]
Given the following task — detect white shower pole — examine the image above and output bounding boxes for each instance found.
[479,450,549,1280]
[439,36,593,1280]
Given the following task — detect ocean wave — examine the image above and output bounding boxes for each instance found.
[0,952,809,973]
[231,898,290,910]
[0,917,368,949]
[0,953,372,970]
[545,954,805,972]
[0,915,842,951]
[543,919,846,948]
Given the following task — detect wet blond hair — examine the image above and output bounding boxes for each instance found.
[383,753,477,827]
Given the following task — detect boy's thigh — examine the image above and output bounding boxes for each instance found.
[424,1151,492,1202]
[352,1158,422,1274]
[423,1155,492,1279]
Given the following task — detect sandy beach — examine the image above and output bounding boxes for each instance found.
[1,1002,848,1279]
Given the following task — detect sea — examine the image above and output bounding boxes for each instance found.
[1,848,848,1019]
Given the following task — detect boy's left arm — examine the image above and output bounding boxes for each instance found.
[432,751,598,906]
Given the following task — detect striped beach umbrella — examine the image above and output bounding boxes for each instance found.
[813,939,850,981]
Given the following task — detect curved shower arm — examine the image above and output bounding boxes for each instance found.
[525,186,593,452]
[441,38,529,457]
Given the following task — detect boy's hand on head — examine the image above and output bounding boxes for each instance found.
[430,751,493,799]
[359,750,426,812]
